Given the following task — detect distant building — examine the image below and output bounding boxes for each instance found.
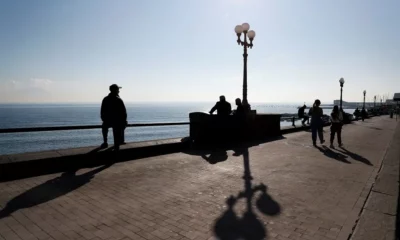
[393,93,400,101]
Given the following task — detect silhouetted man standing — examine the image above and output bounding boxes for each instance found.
[101,84,127,150]
[209,96,232,116]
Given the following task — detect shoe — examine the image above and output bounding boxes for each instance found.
[313,142,317,147]
[121,142,127,145]
[339,143,344,148]
[330,144,335,148]
[100,143,108,149]
[320,140,325,144]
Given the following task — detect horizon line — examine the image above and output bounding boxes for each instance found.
[0,100,336,105]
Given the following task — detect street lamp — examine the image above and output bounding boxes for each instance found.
[339,78,345,110]
[363,90,366,109]
[235,23,256,112]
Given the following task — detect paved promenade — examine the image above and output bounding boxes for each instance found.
[0,116,398,240]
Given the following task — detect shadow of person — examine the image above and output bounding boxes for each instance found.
[214,148,281,240]
[0,164,112,219]
[201,151,228,164]
[337,147,373,166]
[315,146,351,164]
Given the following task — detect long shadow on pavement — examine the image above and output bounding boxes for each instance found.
[0,164,112,219]
[336,147,373,166]
[201,151,229,164]
[213,147,281,239]
[314,145,351,164]
[183,136,286,162]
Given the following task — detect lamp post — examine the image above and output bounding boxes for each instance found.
[339,78,345,110]
[363,90,366,109]
[235,23,256,112]
[374,95,376,107]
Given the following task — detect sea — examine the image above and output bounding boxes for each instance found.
[0,103,354,155]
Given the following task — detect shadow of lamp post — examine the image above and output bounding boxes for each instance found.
[214,148,281,240]
[234,23,256,113]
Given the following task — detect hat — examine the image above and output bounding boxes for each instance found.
[109,84,122,91]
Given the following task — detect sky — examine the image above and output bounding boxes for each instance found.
[0,0,399,104]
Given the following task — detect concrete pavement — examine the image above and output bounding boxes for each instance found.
[0,116,398,240]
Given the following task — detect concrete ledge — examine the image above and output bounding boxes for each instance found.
[0,138,189,182]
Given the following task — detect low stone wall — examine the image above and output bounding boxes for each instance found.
[189,112,281,144]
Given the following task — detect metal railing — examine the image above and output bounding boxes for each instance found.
[0,122,190,134]
[0,117,306,134]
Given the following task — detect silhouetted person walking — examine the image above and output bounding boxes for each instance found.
[210,96,232,116]
[309,99,325,146]
[101,84,127,150]
[330,105,343,148]
[298,104,309,126]
[361,108,367,121]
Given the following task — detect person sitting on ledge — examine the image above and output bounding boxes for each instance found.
[298,104,309,126]
[354,108,360,120]
[209,95,232,116]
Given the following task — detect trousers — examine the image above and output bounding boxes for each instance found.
[330,123,342,144]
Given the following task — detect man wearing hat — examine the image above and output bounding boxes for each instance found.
[100,84,127,150]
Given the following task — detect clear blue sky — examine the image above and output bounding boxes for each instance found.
[0,0,399,104]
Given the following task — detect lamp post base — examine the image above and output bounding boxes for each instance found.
[242,100,251,113]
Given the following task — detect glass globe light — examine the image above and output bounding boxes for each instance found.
[339,78,344,84]
[235,25,243,34]
[242,23,250,31]
[247,30,256,39]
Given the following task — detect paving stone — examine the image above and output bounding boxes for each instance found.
[351,209,396,240]
[372,174,399,196]
[379,163,399,176]
[365,191,397,215]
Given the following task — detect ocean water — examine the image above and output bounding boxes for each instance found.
[0,102,350,155]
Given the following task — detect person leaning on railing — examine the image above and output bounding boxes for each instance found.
[209,95,232,116]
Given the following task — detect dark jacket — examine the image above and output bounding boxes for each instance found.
[309,106,323,126]
[298,107,306,118]
[235,104,245,116]
[309,106,323,119]
[210,101,232,116]
[101,94,127,125]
